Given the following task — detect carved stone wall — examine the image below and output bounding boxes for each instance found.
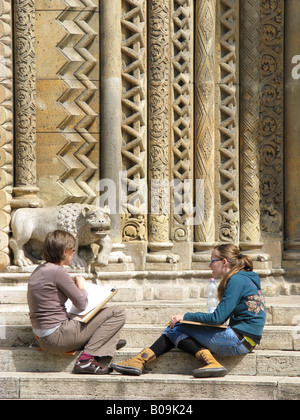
[35,0,100,206]
[0,0,295,292]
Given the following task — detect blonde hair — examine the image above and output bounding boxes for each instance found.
[214,244,253,300]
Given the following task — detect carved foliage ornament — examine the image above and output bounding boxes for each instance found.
[14,0,36,187]
[148,0,170,243]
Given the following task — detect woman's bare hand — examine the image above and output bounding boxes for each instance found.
[170,314,184,328]
[74,275,86,290]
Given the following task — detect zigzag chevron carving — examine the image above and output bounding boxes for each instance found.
[218,0,239,242]
[121,0,147,241]
[56,0,98,203]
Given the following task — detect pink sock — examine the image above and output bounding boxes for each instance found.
[79,352,92,361]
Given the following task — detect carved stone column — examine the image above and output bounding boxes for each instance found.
[100,0,123,242]
[120,0,147,244]
[147,0,178,265]
[258,0,284,267]
[170,0,194,268]
[99,0,133,269]
[285,0,300,259]
[215,0,239,244]
[193,0,216,253]
[119,0,147,269]
[0,0,13,269]
[12,0,42,209]
[239,0,262,249]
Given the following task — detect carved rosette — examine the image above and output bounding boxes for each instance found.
[121,0,147,242]
[171,0,193,243]
[216,0,239,243]
[259,0,284,234]
[0,0,13,268]
[148,0,171,245]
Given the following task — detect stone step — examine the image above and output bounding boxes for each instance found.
[1,296,300,326]
[1,270,300,296]
[1,371,300,400]
[1,282,300,305]
[1,347,299,378]
[1,324,299,350]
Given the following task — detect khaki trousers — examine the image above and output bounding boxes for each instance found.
[36,306,126,358]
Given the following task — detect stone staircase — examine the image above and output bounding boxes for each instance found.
[1,281,300,400]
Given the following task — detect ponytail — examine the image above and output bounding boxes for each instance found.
[214,244,253,301]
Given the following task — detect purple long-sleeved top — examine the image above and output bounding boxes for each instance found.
[27,262,88,329]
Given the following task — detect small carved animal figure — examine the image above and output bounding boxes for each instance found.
[10,203,112,269]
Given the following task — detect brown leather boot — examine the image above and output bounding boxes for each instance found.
[193,349,227,378]
[110,348,156,376]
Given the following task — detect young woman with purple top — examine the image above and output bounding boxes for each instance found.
[27,230,126,374]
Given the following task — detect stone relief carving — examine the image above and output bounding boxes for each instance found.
[239,0,261,246]
[13,0,42,209]
[194,0,215,247]
[259,0,284,234]
[56,0,99,204]
[217,0,239,243]
[0,0,13,269]
[148,0,171,245]
[10,204,112,269]
[0,0,287,275]
[171,0,193,243]
[121,0,147,242]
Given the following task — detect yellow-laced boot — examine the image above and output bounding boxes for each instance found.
[193,349,227,378]
[110,348,156,376]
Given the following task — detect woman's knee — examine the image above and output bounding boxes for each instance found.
[111,305,126,325]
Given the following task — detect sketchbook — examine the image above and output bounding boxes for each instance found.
[180,320,227,329]
[65,284,118,323]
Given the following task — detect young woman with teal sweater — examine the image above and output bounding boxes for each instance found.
[111,244,267,378]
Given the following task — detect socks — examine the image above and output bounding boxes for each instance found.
[79,352,92,361]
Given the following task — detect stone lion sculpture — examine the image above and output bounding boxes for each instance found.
[10,203,112,269]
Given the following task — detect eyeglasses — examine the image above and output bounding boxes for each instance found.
[209,258,223,264]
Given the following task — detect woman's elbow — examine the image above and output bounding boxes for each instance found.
[77,297,88,312]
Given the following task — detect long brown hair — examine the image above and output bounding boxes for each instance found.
[214,244,253,300]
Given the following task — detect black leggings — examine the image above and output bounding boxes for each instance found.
[150,334,203,358]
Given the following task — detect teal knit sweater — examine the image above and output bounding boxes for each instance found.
[183,271,266,342]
